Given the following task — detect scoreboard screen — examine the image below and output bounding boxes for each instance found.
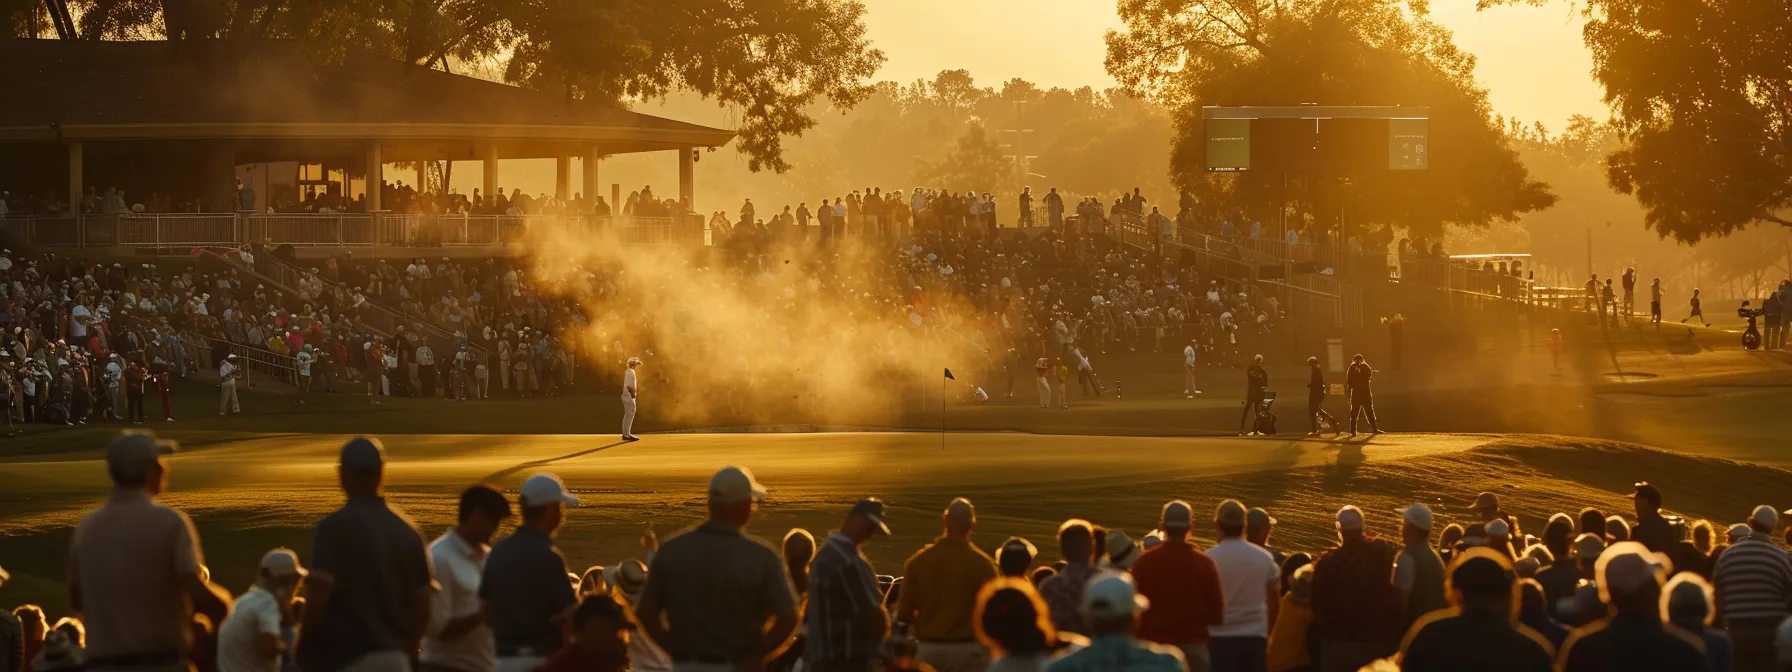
[1203,106,1429,173]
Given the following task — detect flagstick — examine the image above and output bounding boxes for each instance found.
[940,370,946,451]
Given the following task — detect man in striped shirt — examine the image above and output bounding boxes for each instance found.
[1713,505,1792,672]
[804,498,892,672]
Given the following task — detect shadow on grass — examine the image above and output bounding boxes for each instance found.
[480,440,630,483]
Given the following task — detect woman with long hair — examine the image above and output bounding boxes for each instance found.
[974,578,1066,672]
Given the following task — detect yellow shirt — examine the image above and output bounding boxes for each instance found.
[895,537,998,641]
[1266,596,1314,672]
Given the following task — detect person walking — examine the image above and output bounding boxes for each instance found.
[422,485,512,672]
[1398,549,1552,672]
[621,357,641,442]
[895,499,997,672]
[216,549,306,672]
[1345,354,1380,436]
[218,353,241,416]
[296,437,433,672]
[1207,500,1279,672]
[483,474,582,672]
[69,432,232,672]
[1650,278,1663,324]
[1680,288,1707,326]
[1304,357,1335,436]
[1238,355,1268,436]
[803,499,892,672]
[1043,573,1186,672]
[1309,506,1402,672]
[1129,500,1224,671]
[1712,505,1792,672]
[635,466,798,672]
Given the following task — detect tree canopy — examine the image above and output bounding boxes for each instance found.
[1104,0,1555,239]
[6,0,885,173]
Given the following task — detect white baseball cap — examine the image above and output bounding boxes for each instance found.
[260,548,308,578]
[709,466,767,505]
[1399,503,1433,532]
[1083,571,1148,617]
[1336,505,1365,532]
[519,473,580,508]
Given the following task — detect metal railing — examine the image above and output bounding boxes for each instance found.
[181,329,300,387]
[0,213,708,250]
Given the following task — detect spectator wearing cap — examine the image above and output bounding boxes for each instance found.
[1557,533,1608,627]
[895,498,997,672]
[636,466,797,672]
[1630,482,1674,554]
[296,437,432,672]
[997,538,1038,579]
[217,549,306,672]
[1663,573,1732,672]
[973,579,1059,672]
[608,559,670,672]
[1397,548,1553,672]
[422,485,512,672]
[1309,506,1402,672]
[1535,514,1581,620]
[1037,520,1100,637]
[1208,500,1279,672]
[803,498,892,672]
[217,353,241,415]
[482,473,581,671]
[1558,541,1704,672]
[1128,500,1223,670]
[1264,564,1315,672]
[1466,492,1504,545]
[538,595,636,672]
[69,431,231,672]
[1393,504,1447,634]
[1044,573,1185,672]
[1713,505,1792,672]
[1245,508,1284,567]
[1604,516,1631,543]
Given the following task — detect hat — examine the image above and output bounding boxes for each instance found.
[1247,507,1277,528]
[1514,556,1542,577]
[1336,505,1365,531]
[1752,505,1778,530]
[1142,531,1163,551]
[1215,499,1246,528]
[1596,541,1670,601]
[1000,537,1038,564]
[611,558,648,600]
[260,548,308,578]
[1631,482,1662,507]
[1106,530,1139,569]
[1400,503,1434,531]
[851,498,891,536]
[1473,492,1500,511]
[1486,518,1511,536]
[520,473,580,508]
[107,431,177,482]
[708,466,768,505]
[1728,523,1753,542]
[226,353,239,360]
[1083,571,1148,617]
[1161,500,1194,530]
[339,436,384,474]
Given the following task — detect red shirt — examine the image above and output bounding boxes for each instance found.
[1130,540,1225,645]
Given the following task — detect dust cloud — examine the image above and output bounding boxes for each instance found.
[518,223,993,426]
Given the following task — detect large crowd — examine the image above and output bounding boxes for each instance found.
[8,431,1792,672]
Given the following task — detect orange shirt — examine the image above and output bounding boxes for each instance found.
[1130,540,1225,645]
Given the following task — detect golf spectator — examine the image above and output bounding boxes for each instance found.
[1393,504,1448,634]
[1207,500,1279,672]
[1663,573,1732,672]
[804,498,892,672]
[1037,520,1100,637]
[1713,505,1792,671]
[423,485,512,672]
[1606,516,1631,543]
[973,580,1059,672]
[217,549,306,672]
[482,473,581,671]
[1629,482,1674,554]
[1246,508,1284,566]
[1397,548,1552,672]
[1129,500,1223,670]
[0,570,17,672]
[783,529,817,598]
[1044,573,1185,672]
[608,559,667,672]
[1264,565,1315,672]
[14,605,42,672]
[1517,580,1569,650]
[895,498,997,672]
[296,436,432,672]
[1534,513,1581,618]
[1558,541,1704,671]
[1557,534,1609,627]
[997,538,1039,579]
[1344,354,1379,435]
[538,594,636,672]
[1309,505,1402,672]
[635,466,798,672]
[69,431,231,672]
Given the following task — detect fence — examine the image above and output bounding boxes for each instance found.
[0,213,708,250]
[181,329,300,388]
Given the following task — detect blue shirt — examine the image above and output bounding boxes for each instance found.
[1044,634,1185,672]
[480,526,577,656]
[297,494,432,672]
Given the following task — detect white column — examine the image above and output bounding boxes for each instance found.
[678,147,695,210]
[365,142,383,211]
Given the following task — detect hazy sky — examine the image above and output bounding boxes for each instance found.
[861,0,1604,130]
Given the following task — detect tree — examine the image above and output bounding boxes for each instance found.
[1105,0,1555,240]
[8,0,885,174]
[913,124,1013,194]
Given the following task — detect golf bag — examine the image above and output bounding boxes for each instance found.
[1253,392,1278,435]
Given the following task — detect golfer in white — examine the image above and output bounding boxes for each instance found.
[1183,340,1202,397]
[621,357,641,441]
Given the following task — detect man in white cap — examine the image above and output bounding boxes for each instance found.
[481,473,581,672]
[804,498,892,672]
[895,498,996,672]
[1309,505,1401,672]
[69,431,231,672]
[217,549,307,672]
[1207,500,1279,672]
[621,357,642,441]
[1043,572,1185,672]
[1558,541,1703,671]
[1128,500,1222,669]
[422,485,512,672]
[297,437,433,672]
[1713,505,1792,671]
[636,466,797,672]
[1393,503,1447,633]
[217,353,241,415]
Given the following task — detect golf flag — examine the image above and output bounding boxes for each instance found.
[944,368,955,380]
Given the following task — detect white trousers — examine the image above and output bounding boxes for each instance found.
[621,395,637,436]
[218,382,239,413]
